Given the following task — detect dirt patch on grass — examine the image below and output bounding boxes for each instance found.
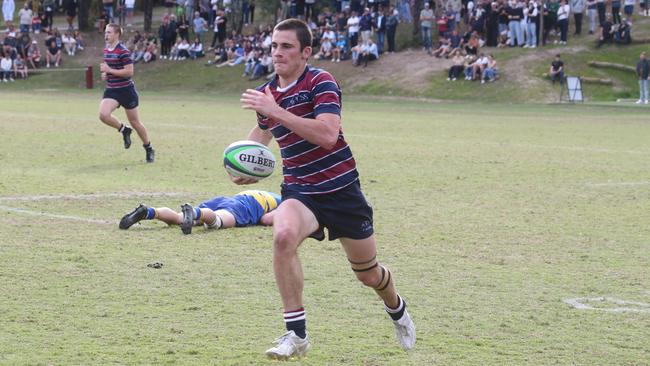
[314,48,453,91]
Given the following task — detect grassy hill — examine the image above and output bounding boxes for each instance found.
[4,9,650,102]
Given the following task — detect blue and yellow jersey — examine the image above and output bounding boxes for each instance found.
[197,190,282,227]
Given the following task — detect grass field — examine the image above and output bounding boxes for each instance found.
[1,91,650,365]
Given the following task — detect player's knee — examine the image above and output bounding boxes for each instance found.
[99,111,111,122]
[355,267,382,288]
[349,255,382,287]
[273,226,300,254]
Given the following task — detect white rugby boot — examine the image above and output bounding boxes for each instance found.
[265,331,311,360]
[393,309,416,350]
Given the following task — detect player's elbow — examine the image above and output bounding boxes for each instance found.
[319,134,339,150]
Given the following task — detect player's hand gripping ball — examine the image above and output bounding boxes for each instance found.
[223,140,276,180]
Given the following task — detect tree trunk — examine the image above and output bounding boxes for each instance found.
[78,0,90,31]
[144,0,154,32]
[412,1,422,36]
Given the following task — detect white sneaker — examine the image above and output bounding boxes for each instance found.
[645,100,649,104]
[265,331,311,360]
[393,309,416,350]
[636,99,643,104]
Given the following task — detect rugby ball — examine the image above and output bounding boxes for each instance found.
[223,140,276,180]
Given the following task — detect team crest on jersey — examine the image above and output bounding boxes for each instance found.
[285,92,311,108]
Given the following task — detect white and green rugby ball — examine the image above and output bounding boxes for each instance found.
[223,140,276,180]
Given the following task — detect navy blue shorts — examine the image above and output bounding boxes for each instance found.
[282,180,374,241]
[103,85,139,110]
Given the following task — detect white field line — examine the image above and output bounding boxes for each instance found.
[586,181,650,187]
[0,191,192,202]
[564,297,650,313]
[0,192,202,225]
[0,204,114,225]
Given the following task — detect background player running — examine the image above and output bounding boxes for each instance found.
[119,190,282,234]
[99,23,155,163]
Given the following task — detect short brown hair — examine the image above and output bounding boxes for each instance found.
[106,23,122,36]
[273,19,312,50]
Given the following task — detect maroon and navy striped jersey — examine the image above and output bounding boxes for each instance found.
[257,66,359,195]
[103,43,134,89]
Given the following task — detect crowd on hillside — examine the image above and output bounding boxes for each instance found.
[1,0,85,82]
[1,0,645,84]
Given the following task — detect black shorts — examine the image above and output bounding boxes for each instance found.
[103,85,139,110]
[282,180,374,241]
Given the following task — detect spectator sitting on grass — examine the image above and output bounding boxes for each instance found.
[249,49,271,80]
[549,53,564,84]
[614,19,631,44]
[357,38,379,67]
[73,30,85,51]
[14,54,28,79]
[132,39,146,63]
[62,31,76,56]
[447,49,465,81]
[189,37,204,59]
[472,52,489,81]
[216,42,245,67]
[331,34,347,62]
[143,39,158,63]
[44,31,61,68]
[242,48,261,77]
[464,32,480,56]
[27,40,41,68]
[596,15,613,47]
[313,36,333,60]
[432,36,452,58]
[1,53,13,82]
[481,53,498,83]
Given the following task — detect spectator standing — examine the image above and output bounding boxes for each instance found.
[420,2,434,54]
[177,13,190,40]
[185,0,194,22]
[611,0,622,24]
[359,7,372,44]
[125,0,135,28]
[103,0,115,23]
[305,0,315,20]
[63,0,78,31]
[524,0,539,48]
[399,0,412,22]
[193,10,208,42]
[158,15,177,59]
[386,6,398,53]
[506,0,523,47]
[586,0,597,33]
[556,0,570,44]
[375,7,387,54]
[211,9,227,48]
[595,0,605,25]
[18,2,32,34]
[636,51,649,104]
[42,0,55,31]
[623,0,635,23]
[2,0,15,30]
[571,0,584,35]
[346,10,360,47]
